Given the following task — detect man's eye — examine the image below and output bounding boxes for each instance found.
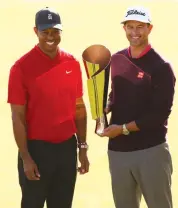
[54,31,59,34]
[54,30,61,34]
[42,31,48,35]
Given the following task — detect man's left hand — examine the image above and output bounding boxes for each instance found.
[78,149,89,174]
[100,124,122,138]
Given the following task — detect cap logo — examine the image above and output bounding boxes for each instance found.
[48,14,52,20]
[126,9,146,17]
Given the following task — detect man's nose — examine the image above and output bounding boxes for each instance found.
[47,32,54,40]
[131,28,139,35]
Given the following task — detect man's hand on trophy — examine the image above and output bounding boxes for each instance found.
[100,124,123,138]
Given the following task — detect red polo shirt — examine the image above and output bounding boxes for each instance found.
[8,45,83,143]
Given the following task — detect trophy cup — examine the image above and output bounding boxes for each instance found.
[82,45,111,135]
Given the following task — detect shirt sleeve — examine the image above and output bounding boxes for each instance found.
[7,63,27,105]
[135,62,176,130]
[76,63,83,98]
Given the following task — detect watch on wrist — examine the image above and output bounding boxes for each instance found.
[122,124,130,135]
[78,142,89,150]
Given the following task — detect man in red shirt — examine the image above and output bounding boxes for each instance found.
[8,7,89,208]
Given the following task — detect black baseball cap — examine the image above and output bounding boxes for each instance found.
[35,7,62,31]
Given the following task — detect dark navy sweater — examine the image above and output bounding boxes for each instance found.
[108,48,176,152]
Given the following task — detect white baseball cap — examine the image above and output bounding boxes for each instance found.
[121,6,151,24]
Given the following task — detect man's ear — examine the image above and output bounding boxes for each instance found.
[34,27,38,35]
[123,25,126,31]
[148,24,153,34]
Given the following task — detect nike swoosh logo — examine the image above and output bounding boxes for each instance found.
[66,70,72,74]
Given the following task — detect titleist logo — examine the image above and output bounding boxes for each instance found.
[126,9,146,17]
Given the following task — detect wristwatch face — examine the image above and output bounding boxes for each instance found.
[123,129,129,135]
[81,144,88,149]
[123,125,130,135]
[78,143,89,150]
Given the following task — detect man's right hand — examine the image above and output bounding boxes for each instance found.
[10,104,40,180]
[22,155,40,181]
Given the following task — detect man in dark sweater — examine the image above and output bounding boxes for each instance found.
[101,6,175,208]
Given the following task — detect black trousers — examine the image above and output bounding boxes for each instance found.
[18,135,77,208]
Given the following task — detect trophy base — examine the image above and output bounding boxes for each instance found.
[95,114,108,135]
[96,124,105,136]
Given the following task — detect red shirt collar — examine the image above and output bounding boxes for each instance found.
[35,45,61,62]
[128,44,151,59]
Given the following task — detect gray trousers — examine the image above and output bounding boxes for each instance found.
[108,143,173,208]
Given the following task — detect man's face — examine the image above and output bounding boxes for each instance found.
[123,21,153,47]
[34,27,62,53]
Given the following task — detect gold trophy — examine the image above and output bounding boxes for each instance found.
[82,44,111,135]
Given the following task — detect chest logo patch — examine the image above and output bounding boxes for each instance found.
[137,72,144,79]
[66,70,72,74]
